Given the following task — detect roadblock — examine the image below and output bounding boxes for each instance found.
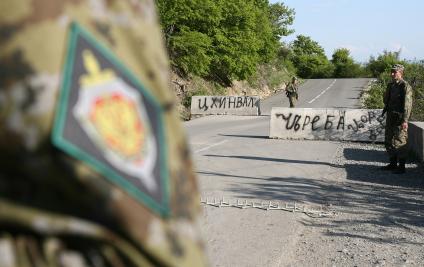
[408,122,424,161]
[269,107,385,142]
[191,96,260,116]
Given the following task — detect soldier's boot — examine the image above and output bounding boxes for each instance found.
[393,159,406,174]
[381,156,397,171]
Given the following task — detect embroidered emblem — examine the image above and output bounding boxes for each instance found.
[53,23,169,216]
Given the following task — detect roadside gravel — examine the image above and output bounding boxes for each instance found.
[290,142,424,267]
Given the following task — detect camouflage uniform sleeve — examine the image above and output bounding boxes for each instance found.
[383,83,390,109]
[403,82,413,123]
[0,0,208,266]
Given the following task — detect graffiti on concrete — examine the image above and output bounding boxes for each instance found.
[191,96,260,116]
[197,96,256,112]
[272,108,386,142]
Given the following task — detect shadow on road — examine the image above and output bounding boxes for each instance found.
[343,147,387,163]
[201,172,341,204]
[343,146,424,188]
[297,173,424,246]
[220,170,424,245]
[203,154,344,168]
[345,164,424,188]
[202,145,424,246]
[218,134,269,139]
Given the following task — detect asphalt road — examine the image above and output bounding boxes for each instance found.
[262,78,372,114]
[184,78,422,266]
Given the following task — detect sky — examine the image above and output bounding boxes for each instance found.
[271,0,424,63]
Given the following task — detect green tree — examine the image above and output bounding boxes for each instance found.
[405,61,424,121]
[210,0,265,83]
[156,0,220,76]
[156,0,295,84]
[331,48,362,78]
[268,2,295,39]
[169,29,212,76]
[363,54,424,122]
[365,50,401,78]
[290,35,333,78]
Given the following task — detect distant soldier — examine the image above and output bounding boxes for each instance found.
[381,64,413,174]
[0,1,207,266]
[285,76,299,108]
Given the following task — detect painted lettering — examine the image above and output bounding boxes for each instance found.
[211,97,220,108]
[360,115,368,123]
[368,111,376,124]
[337,116,345,130]
[273,109,385,141]
[219,97,226,109]
[311,115,320,131]
[325,115,335,130]
[302,116,311,130]
[198,98,208,111]
[243,97,248,107]
[236,97,243,108]
[228,97,236,108]
[248,97,254,107]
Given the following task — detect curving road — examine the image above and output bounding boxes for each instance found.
[185,79,371,267]
[262,78,372,114]
[184,78,423,267]
[187,78,372,142]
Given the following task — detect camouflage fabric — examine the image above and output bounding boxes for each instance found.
[391,64,405,71]
[383,79,413,159]
[285,82,298,108]
[384,112,409,159]
[0,1,207,266]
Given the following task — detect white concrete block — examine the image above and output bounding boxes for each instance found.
[191,96,260,116]
[270,108,385,142]
[408,122,424,161]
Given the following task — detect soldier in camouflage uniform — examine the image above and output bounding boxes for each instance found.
[0,0,208,266]
[382,64,413,174]
[285,76,299,108]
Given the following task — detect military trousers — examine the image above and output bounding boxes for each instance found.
[288,96,297,108]
[384,112,409,159]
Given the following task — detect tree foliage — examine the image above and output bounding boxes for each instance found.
[331,48,362,78]
[268,3,295,38]
[405,61,424,121]
[363,52,424,122]
[156,0,295,84]
[365,50,401,78]
[290,35,333,78]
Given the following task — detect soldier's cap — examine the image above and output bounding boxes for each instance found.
[391,64,404,72]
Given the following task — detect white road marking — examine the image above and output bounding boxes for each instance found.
[308,79,337,104]
[194,140,228,153]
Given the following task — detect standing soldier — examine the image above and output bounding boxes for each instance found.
[285,76,299,108]
[0,1,208,266]
[381,64,413,174]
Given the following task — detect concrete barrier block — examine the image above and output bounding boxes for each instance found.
[342,109,385,142]
[190,96,260,116]
[270,108,385,142]
[408,122,424,162]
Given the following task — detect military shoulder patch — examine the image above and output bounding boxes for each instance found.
[53,23,169,217]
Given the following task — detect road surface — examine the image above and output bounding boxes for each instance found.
[185,78,424,267]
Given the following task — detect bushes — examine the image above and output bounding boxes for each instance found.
[363,59,424,122]
[331,48,363,78]
[363,81,385,109]
[247,60,292,91]
[406,62,424,121]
